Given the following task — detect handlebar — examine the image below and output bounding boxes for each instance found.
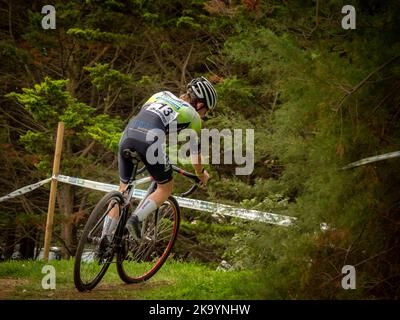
[171,165,202,197]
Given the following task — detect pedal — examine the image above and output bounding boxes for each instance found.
[88,236,101,245]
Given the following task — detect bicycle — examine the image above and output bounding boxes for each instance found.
[74,149,201,292]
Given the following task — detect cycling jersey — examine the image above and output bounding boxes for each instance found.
[118,91,202,184]
[140,91,202,134]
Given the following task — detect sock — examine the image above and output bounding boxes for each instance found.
[134,198,158,222]
[101,215,118,239]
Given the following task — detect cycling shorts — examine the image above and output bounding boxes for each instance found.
[118,111,173,184]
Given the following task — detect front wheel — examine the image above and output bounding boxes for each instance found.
[116,196,180,283]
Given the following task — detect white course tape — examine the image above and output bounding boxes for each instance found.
[55,175,295,226]
[342,151,400,170]
[2,150,397,224]
[0,177,52,203]
[56,175,119,193]
[0,174,295,226]
[174,196,295,226]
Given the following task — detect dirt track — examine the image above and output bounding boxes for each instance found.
[0,278,171,300]
[0,279,30,299]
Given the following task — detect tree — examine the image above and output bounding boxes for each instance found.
[6,77,123,258]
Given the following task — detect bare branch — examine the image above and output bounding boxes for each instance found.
[335,55,400,111]
[180,43,194,91]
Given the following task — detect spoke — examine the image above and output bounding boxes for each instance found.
[88,201,118,238]
[78,197,116,285]
[118,200,178,281]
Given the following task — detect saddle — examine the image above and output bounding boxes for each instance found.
[122,149,141,164]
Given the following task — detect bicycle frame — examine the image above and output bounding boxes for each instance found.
[74,152,202,292]
[124,175,154,205]
[92,148,201,253]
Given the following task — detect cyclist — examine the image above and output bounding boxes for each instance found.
[100,77,217,245]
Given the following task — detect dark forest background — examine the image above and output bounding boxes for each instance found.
[0,0,399,298]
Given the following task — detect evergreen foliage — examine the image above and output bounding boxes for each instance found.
[0,0,399,298]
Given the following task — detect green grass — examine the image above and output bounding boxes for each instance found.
[0,259,262,300]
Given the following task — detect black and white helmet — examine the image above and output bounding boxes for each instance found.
[187,76,218,111]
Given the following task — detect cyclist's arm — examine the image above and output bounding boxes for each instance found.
[191,153,203,176]
[191,153,209,185]
[187,110,204,174]
[188,112,209,183]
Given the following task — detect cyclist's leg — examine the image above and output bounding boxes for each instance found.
[148,180,173,206]
[132,158,173,222]
[125,140,174,239]
[133,179,173,222]
[100,133,132,239]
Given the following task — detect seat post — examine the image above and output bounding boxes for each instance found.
[129,159,139,183]
[122,149,141,184]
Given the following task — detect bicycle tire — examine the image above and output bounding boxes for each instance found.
[74,191,124,292]
[116,196,180,283]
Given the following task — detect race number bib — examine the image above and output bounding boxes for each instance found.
[145,102,178,126]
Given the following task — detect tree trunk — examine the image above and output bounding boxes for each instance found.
[57,183,75,259]
[19,236,35,259]
[3,220,16,260]
[52,43,83,259]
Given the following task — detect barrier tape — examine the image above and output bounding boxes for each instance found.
[3,149,398,224]
[0,174,295,226]
[342,151,400,170]
[3,150,397,226]
[0,151,400,225]
[0,178,52,203]
[56,175,295,226]
[56,175,118,193]
[174,196,295,226]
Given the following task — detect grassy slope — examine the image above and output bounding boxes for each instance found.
[0,259,260,300]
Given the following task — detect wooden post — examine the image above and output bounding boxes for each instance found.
[43,122,64,261]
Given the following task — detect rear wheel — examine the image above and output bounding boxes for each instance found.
[116,196,180,283]
[74,191,123,291]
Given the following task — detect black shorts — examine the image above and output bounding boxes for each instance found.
[118,112,173,184]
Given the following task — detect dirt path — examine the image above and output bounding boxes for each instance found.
[1,278,171,300]
[47,280,171,300]
[0,279,30,299]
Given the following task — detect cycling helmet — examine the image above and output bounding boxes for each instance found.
[187,76,217,111]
